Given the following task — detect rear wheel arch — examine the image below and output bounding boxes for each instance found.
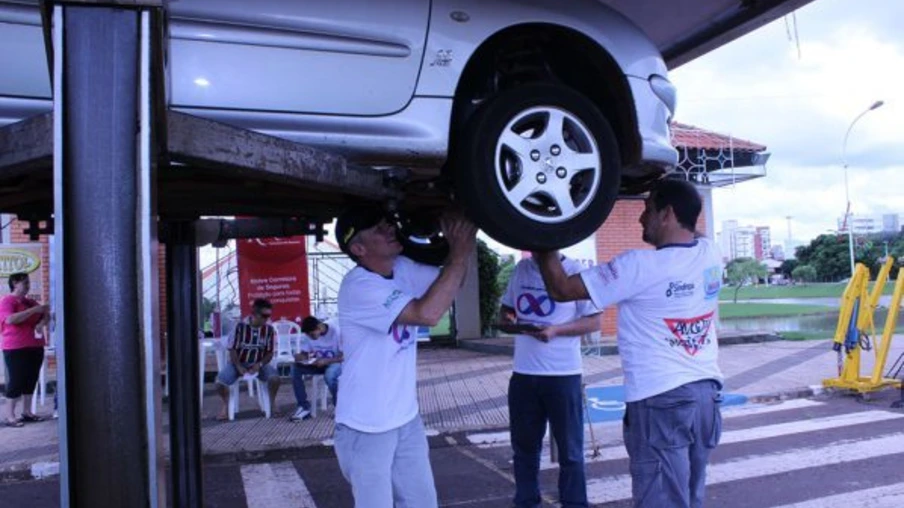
[448,23,641,170]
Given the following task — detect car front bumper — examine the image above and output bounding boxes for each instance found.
[627,74,678,172]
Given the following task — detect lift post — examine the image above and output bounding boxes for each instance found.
[823,258,902,395]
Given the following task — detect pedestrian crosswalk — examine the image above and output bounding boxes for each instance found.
[209,397,904,507]
[463,397,904,507]
[240,462,318,508]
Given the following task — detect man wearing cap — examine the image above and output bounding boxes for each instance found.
[333,205,476,508]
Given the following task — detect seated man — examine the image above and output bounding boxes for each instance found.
[291,316,342,421]
[215,298,281,420]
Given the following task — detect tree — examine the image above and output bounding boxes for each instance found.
[201,296,217,319]
[496,256,516,299]
[795,231,904,281]
[476,240,503,336]
[726,258,768,303]
[795,234,852,282]
[779,259,799,279]
[791,264,818,283]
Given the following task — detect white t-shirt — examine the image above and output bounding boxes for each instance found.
[501,257,600,376]
[301,319,342,359]
[579,238,724,402]
[336,256,440,433]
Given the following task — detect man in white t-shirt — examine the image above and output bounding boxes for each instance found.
[290,316,342,421]
[333,204,476,508]
[534,179,724,508]
[500,255,601,507]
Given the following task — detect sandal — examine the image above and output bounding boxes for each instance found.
[20,414,44,423]
[4,419,24,428]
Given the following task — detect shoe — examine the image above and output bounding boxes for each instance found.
[53,410,58,419]
[290,408,311,421]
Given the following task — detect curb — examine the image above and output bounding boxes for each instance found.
[0,433,459,483]
[459,333,783,357]
[0,382,827,484]
[745,384,824,403]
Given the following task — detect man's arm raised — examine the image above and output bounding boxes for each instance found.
[532,251,590,302]
[396,215,477,327]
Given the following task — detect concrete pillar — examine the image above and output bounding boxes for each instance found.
[698,185,715,238]
[453,245,481,340]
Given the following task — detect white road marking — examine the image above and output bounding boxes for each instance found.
[540,409,903,470]
[772,483,904,508]
[241,461,318,508]
[719,398,824,417]
[468,399,826,449]
[587,432,904,504]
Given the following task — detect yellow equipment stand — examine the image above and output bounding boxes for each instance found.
[823,258,903,394]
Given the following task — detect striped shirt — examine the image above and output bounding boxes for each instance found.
[231,321,276,364]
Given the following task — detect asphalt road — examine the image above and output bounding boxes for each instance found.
[3,391,904,507]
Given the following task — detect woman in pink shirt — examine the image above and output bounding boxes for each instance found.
[1,272,50,427]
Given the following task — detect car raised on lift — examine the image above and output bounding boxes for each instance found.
[0,0,677,250]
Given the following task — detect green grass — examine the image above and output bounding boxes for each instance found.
[719,282,895,301]
[430,312,451,336]
[777,331,835,341]
[718,303,835,319]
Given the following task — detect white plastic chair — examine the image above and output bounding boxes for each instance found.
[199,338,220,409]
[227,372,270,421]
[31,350,51,414]
[309,374,330,417]
[297,333,332,417]
[214,336,266,420]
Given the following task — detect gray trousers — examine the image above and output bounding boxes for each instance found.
[334,415,438,508]
[623,379,723,508]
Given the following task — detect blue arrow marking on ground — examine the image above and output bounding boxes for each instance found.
[584,385,748,423]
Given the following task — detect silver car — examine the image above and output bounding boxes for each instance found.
[0,0,677,250]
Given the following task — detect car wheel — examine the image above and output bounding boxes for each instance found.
[393,211,449,266]
[452,83,621,251]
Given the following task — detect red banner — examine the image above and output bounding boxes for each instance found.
[237,237,310,322]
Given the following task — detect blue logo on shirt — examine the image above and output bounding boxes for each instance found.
[391,324,415,351]
[703,266,722,300]
[517,293,555,317]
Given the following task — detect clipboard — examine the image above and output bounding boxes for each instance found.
[492,322,544,334]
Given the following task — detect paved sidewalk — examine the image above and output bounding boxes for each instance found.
[1,335,902,480]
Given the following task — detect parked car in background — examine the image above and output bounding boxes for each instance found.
[0,0,677,250]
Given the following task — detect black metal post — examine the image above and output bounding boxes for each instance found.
[60,6,152,506]
[165,221,204,507]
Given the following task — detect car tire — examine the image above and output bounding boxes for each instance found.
[452,83,621,251]
[395,212,449,266]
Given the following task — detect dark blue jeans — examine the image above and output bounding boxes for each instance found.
[508,373,587,508]
[292,363,341,410]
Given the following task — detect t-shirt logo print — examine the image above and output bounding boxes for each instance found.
[663,311,715,356]
[517,293,556,317]
[391,324,414,350]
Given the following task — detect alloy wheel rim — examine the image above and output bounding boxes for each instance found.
[493,106,602,224]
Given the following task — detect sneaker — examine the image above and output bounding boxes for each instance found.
[52,410,58,419]
[290,408,311,421]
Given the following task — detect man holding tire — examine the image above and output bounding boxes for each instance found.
[332,204,476,508]
[533,179,724,508]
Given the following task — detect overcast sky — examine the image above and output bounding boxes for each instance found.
[671,0,904,245]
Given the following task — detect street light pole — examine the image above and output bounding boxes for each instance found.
[841,100,884,276]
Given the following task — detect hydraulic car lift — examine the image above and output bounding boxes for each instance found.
[0,2,400,506]
[823,257,903,396]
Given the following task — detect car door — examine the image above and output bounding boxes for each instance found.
[0,1,51,126]
[168,0,431,116]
